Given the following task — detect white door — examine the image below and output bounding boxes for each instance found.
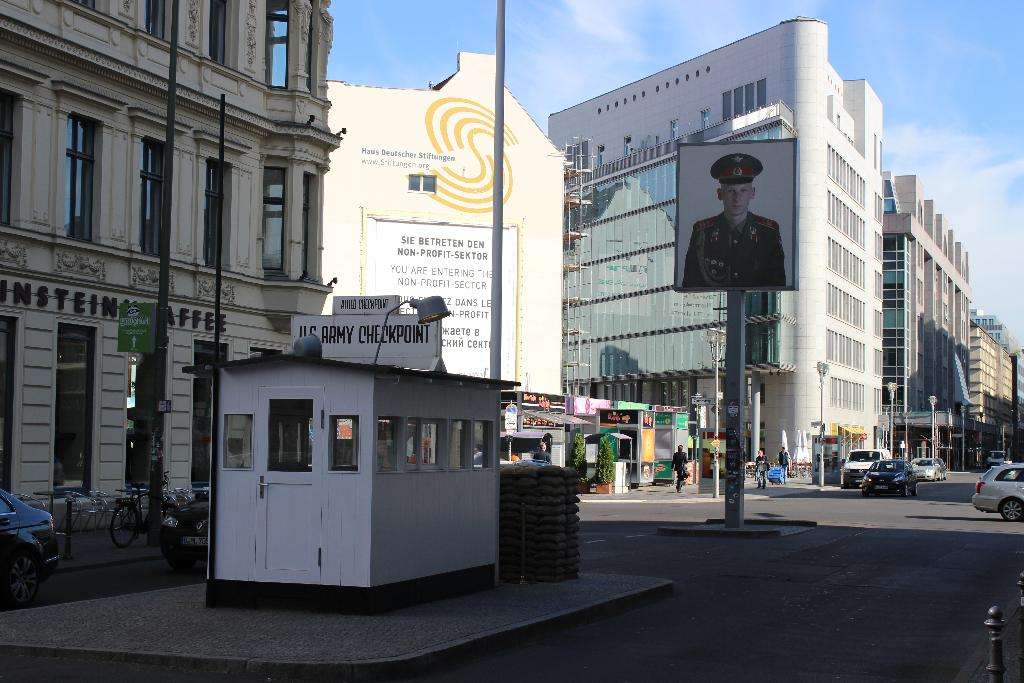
[254,386,325,584]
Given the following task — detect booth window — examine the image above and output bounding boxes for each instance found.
[376,416,398,471]
[267,399,313,472]
[421,419,442,467]
[330,416,358,471]
[405,418,419,467]
[449,419,468,469]
[472,421,492,469]
[223,414,253,469]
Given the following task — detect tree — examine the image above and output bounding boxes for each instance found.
[571,432,587,483]
[594,435,615,484]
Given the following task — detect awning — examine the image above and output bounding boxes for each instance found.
[838,424,868,436]
[521,409,591,427]
[504,430,547,440]
[585,433,633,443]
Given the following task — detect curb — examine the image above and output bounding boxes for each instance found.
[657,525,783,539]
[704,518,817,527]
[0,577,673,680]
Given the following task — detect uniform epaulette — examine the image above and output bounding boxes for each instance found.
[692,217,716,231]
[751,214,779,230]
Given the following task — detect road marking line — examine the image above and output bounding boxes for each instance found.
[584,539,606,544]
[625,533,654,538]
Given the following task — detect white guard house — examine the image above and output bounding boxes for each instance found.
[204,354,515,613]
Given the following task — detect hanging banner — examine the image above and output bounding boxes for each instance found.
[291,313,441,370]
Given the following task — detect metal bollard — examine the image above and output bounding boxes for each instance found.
[987,605,1006,683]
[519,502,527,584]
[62,496,74,560]
[1018,573,1024,683]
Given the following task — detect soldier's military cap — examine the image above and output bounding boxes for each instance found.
[710,153,763,185]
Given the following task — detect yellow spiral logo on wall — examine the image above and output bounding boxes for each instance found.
[424,97,516,214]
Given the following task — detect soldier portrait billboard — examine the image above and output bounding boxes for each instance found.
[673,139,798,292]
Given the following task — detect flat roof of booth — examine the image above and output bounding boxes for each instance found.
[184,354,518,389]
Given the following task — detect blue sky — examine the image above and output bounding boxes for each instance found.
[329,0,1024,338]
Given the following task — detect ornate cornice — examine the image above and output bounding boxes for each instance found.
[131,264,176,293]
[195,277,236,304]
[54,250,107,280]
[0,240,28,268]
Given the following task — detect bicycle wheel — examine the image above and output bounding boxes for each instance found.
[109,505,141,548]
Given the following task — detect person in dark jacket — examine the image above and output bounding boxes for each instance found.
[672,445,688,493]
[777,448,790,484]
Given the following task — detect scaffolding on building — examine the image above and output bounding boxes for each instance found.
[562,137,594,396]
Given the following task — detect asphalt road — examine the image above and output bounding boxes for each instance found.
[4,472,1021,682]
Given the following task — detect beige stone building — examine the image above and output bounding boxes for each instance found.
[322,52,563,390]
[970,322,1013,444]
[0,0,339,493]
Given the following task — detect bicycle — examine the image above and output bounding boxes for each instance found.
[108,472,179,548]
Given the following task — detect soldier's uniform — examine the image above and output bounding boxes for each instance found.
[680,153,787,289]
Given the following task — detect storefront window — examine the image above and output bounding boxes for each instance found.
[449,419,468,469]
[55,325,94,490]
[125,353,157,485]
[376,416,398,471]
[330,416,358,471]
[472,421,492,469]
[192,341,227,485]
[0,318,13,489]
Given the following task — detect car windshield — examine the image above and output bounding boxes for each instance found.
[870,460,902,472]
[849,451,880,462]
[914,459,934,466]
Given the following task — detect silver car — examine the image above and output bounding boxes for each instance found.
[912,458,947,481]
[972,465,1024,521]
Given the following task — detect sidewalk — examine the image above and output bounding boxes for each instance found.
[579,479,839,504]
[52,530,163,573]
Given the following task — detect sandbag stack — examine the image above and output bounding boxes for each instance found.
[499,465,581,583]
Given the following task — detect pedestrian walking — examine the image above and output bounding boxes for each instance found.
[777,448,789,485]
[754,448,768,489]
[672,445,688,493]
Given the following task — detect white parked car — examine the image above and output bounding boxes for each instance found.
[841,449,891,489]
[912,458,947,481]
[972,465,1024,521]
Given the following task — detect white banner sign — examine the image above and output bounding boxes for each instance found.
[331,295,400,315]
[291,313,441,370]
[364,219,518,378]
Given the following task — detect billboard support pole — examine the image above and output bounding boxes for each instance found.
[489,0,505,381]
[724,290,746,529]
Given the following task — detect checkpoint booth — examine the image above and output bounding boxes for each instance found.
[204,353,515,613]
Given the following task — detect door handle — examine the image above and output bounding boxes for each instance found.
[258,476,268,499]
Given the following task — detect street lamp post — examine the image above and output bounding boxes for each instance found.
[928,395,938,461]
[817,362,829,489]
[887,381,898,456]
[959,403,967,472]
[706,327,726,499]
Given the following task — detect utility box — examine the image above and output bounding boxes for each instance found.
[204,355,515,613]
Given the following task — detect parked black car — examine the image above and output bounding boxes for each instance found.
[861,459,918,497]
[159,501,209,571]
[0,489,59,608]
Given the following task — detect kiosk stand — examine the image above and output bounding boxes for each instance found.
[198,354,515,613]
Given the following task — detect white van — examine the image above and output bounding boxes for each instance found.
[841,448,892,489]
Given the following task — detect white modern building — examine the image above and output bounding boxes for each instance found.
[322,52,564,390]
[548,18,886,460]
[0,0,339,494]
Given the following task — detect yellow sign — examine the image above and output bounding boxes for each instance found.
[424,97,517,214]
[642,429,656,462]
[711,439,721,450]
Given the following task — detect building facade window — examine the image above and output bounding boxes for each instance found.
[0,317,13,489]
[69,0,94,7]
[756,78,766,108]
[305,1,316,91]
[407,174,435,193]
[192,340,227,484]
[65,115,95,240]
[0,94,12,226]
[262,167,286,271]
[722,91,731,120]
[209,0,228,64]
[54,324,95,490]
[203,159,223,267]
[265,0,289,88]
[700,108,710,129]
[139,139,164,255]
[145,0,165,38]
[301,172,313,278]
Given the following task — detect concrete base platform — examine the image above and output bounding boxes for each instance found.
[657,523,815,538]
[0,573,671,680]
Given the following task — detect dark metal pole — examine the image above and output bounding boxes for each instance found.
[1018,572,1024,683]
[489,0,505,380]
[986,605,1006,683]
[205,94,226,606]
[147,0,180,546]
[724,291,746,529]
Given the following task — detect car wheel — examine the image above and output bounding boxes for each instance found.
[1,551,41,608]
[166,556,197,572]
[1000,499,1024,522]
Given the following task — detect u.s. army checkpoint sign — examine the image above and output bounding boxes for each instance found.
[291,313,441,370]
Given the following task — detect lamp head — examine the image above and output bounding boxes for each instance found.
[816,362,830,378]
[928,395,937,408]
[409,296,450,324]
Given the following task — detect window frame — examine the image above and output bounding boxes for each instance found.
[419,418,444,469]
[301,172,313,278]
[376,415,399,472]
[449,419,469,470]
[139,138,164,255]
[145,0,166,38]
[65,115,95,241]
[305,1,316,92]
[472,420,493,470]
[265,0,289,88]
[54,323,96,492]
[203,159,223,267]
[222,413,254,470]
[209,0,228,64]
[404,417,420,469]
[261,166,286,272]
[329,414,359,472]
[0,93,12,226]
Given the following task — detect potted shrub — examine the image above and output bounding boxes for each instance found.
[591,436,615,494]
[571,432,588,493]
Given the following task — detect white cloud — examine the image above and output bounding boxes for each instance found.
[885,122,1024,337]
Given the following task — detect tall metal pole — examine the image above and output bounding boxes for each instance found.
[724,291,746,529]
[147,0,180,546]
[713,347,720,499]
[206,95,226,605]
[489,0,505,380]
